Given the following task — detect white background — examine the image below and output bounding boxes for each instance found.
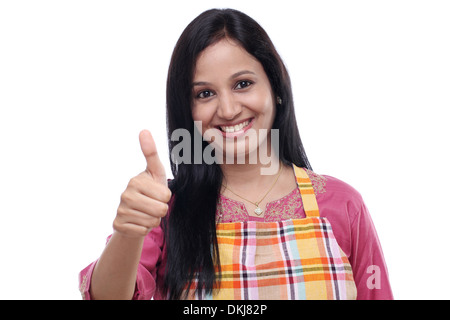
[1,0,449,299]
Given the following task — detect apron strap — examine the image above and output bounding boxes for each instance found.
[293,165,320,217]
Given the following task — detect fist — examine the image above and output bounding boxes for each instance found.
[113,130,172,238]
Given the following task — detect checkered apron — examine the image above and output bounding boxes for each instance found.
[187,166,357,300]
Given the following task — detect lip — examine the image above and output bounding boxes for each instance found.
[217,118,255,138]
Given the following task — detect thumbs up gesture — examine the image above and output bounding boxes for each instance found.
[114,130,172,238]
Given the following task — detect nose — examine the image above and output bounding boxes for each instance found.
[216,92,242,120]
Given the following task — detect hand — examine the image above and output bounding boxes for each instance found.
[113,130,172,238]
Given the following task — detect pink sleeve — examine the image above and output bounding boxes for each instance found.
[319,175,393,300]
[78,225,166,300]
[349,202,393,300]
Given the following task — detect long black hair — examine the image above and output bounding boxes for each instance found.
[163,8,312,299]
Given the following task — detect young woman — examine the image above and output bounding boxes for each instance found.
[79,8,393,300]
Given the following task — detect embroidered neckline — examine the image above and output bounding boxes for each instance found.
[219,186,298,212]
[216,168,327,223]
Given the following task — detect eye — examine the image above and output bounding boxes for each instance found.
[197,90,215,99]
[235,80,253,90]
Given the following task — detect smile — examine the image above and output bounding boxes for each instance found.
[215,118,254,138]
[218,118,253,133]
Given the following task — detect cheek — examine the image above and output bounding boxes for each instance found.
[191,105,216,133]
[250,94,275,124]
[191,106,208,123]
[191,105,200,121]
[247,85,275,113]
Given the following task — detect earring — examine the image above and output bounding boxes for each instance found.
[277,96,283,105]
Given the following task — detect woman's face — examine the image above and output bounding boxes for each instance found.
[191,38,276,163]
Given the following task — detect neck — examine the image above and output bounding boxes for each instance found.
[220,155,281,193]
[220,134,281,179]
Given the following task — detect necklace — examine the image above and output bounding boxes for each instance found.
[222,164,283,216]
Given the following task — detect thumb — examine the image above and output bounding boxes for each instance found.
[139,129,167,186]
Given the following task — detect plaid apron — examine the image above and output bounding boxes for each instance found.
[187,166,357,300]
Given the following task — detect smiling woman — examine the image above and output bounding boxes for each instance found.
[79,8,393,300]
[191,38,276,163]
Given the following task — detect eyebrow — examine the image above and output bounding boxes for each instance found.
[192,70,256,87]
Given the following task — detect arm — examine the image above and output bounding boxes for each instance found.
[89,232,145,300]
[79,225,166,300]
[319,174,393,300]
[81,130,171,300]
[350,202,393,300]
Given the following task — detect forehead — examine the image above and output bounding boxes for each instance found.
[193,38,264,81]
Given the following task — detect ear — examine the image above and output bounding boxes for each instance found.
[276,96,283,105]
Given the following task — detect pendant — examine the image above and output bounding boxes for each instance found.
[254,206,263,216]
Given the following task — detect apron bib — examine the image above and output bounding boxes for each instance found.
[186,166,357,300]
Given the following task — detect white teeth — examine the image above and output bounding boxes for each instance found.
[220,120,250,133]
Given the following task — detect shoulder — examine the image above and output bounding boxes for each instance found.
[318,172,363,205]
[304,169,368,253]
[305,168,364,212]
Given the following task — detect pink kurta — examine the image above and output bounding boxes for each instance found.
[79,169,393,300]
